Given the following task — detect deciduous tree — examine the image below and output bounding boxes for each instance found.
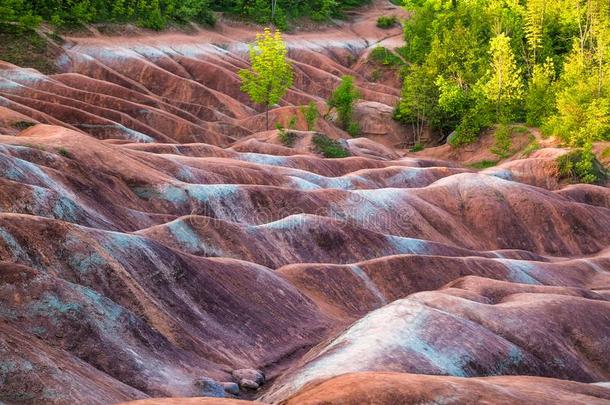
[239,28,293,130]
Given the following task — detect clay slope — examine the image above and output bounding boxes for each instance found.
[0,123,608,404]
[0,1,609,404]
[283,372,610,405]
[0,0,411,147]
[263,279,610,402]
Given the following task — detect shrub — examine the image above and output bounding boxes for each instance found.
[522,139,540,157]
[376,15,398,29]
[278,129,296,147]
[556,144,606,184]
[57,147,72,158]
[347,121,360,137]
[369,46,402,67]
[312,133,350,158]
[491,124,512,158]
[301,101,319,131]
[468,160,498,169]
[410,143,424,152]
[327,75,361,131]
[288,115,297,129]
[13,121,36,130]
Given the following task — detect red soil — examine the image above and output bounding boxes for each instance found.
[0,2,609,404]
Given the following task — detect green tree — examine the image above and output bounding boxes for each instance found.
[301,101,319,131]
[327,75,361,133]
[525,57,556,126]
[483,33,524,122]
[239,28,293,130]
[524,0,547,64]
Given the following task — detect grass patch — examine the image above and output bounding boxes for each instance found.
[56,148,72,158]
[377,15,398,29]
[13,121,37,130]
[468,160,498,169]
[512,125,529,134]
[0,31,59,74]
[278,128,297,147]
[491,124,512,158]
[556,149,607,184]
[522,139,541,157]
[313,133,350,158]
[410,143,424,152]
[23,143,45,151]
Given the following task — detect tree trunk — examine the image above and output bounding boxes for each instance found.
[266,105,269,131]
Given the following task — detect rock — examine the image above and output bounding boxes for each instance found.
[194,377,226,398]
[221,382,240,395]
[232,369,265,386]
[232,368,265,390]
[239,379,260,390]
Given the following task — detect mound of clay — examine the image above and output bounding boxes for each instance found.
[0,2,609,404]
[283,372,610,405]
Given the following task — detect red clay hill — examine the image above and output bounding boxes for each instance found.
[1,1,609,404]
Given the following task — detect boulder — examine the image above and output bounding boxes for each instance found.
[194,377,226,398]
[221,382,240,395]
[232,369,265,390]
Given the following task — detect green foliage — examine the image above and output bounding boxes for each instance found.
[213,0,371,28]
[327,75,361,131]
[56,148,72,158]
[312,134,350,158]
[410,143,424,152]
[556,143,606,184]
[468,160,498,169]
[396,0,610,150]
[523,139,541,156]
[483,33,524,122]
[0,31,58,74]
[369,46,403,67]
[239,28,293,130]
[0,0,216,31]
[376,15,398,29]
[301,101,319,131]
[13,121,36,130]
[347,121,360,137]
[277,125,296,147]
[491,124,512,158]
[288,115,297,129]
[525,59,557,126]
[543,41,610,146]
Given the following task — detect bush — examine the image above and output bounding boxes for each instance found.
[301,101,319,131]
[327,75,361,131]
[376,15,398,29]
[13,121,36,130]
[556,144,606,184]
[410,143,424,152]
[347,121,360,137]
[278,128,296,147]
[288,115,297,129]
[491,124,512,158]
[468,160,498,169]
[0,0,216,31]
[57,147,72,158]
[522,139,540,157]
[313,133,350,158]
[369,46,402,67]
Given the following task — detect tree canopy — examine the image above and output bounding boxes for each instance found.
[239,28,293,130]
[395,0,610,152]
